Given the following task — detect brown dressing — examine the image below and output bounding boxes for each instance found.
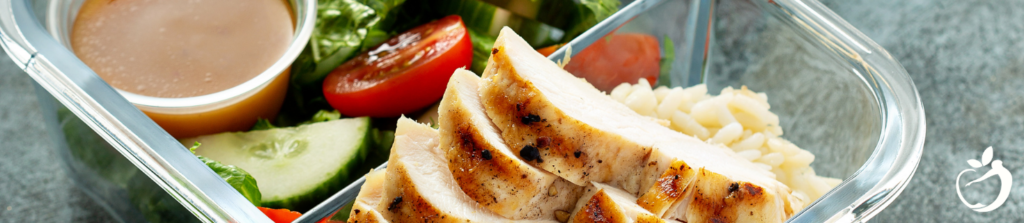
[72,0,294,98]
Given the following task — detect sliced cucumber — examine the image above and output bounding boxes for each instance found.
[182,117,371,211]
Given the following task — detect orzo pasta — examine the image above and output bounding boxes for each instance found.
[609,79,843,209]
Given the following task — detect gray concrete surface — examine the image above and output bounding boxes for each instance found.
[822,0,1024,222]
[0,49,114,221]
[2,0,1024,222]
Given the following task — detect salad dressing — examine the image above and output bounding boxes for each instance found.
[72,0,295,98]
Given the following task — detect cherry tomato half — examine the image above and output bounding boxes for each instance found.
[259,207,302,223]
[323,15,473,117]
[258,207,333,223]
[562,33,661,92]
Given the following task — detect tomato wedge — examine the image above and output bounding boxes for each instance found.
[258,207,333,223]
[561,33,661,92]
[323,15,473,117]
[259,207,302,223]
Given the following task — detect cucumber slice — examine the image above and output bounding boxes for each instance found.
[182,117,371,211]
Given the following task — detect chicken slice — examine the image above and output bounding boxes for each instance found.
[568,182,664,223]
[480,27,665,194]
[478,27,797,222]
[348,168,389,223]
[376,117,555,223]
[439,68,583,220]
[635,160,697,218]
[639,157,802,223]
[349,202,387,223]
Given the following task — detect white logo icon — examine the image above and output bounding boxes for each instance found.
[956,146,1012,212]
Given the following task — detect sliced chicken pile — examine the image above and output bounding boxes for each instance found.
[347,28,801,223]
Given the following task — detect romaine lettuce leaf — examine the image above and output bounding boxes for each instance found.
[291,0,408,85]
[190,142,263,206]
[301,110,342,125]
[198,156,263,206]
[468,29,496,74]
[657,35,675,87]
[291,0,378,85]
[566,0,620,41]
[251,118,277,131]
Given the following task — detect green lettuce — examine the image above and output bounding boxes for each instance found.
[190,142,263,206]
[251,118,277,131]
[657,35,675,87]
[291,0,407,85]
[127,173,201,223]
[468,29,497,74]
[198,156,262,207]
[301,110,343,125]
[565,0,620,42]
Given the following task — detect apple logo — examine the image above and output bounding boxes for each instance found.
[956,146,1012,212]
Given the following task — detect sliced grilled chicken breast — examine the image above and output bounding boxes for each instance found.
[568,182,664,223]
[439,68,583,220]
[640,155,801,223]
[478,27,797,222]
[348,168,389,223]
[634,160,697,217]
[479,27,665,194]
[377,117,555,223]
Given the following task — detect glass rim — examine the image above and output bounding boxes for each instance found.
[759,0,927,221]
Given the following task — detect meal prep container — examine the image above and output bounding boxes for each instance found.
[0,0,926,222]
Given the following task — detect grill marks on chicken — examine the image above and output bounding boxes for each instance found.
[636,159,797,223]
[664,168,782,223]
[439,69,583,220]
[568,183,665,223]
[480,45,652,195]
[636,161,698,217]
[374,118,554,223]
[644,149,799,222]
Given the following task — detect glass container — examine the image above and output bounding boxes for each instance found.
[0,0,925,222]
